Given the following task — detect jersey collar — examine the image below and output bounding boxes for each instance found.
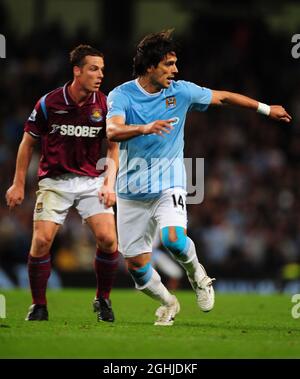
[135,79,164,97]
[62,81,97,106]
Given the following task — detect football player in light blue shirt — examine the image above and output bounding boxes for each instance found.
[106,30,291,326]
[107,78,212,200]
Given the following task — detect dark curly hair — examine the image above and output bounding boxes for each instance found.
[70,44,103,68]
[133,29,177,77]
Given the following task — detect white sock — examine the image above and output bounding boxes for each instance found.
[177,238,207,286]
[137,268,174,305]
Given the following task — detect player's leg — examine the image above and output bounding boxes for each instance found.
[118,197,180,326]
[86,213,119,322]
[152,247,184,290]
[161,226,215,311]
[26,220,60,321]
[126,252,180,326]
[26,176,73,321]
[76,175,119,322]
[156,189,215,312]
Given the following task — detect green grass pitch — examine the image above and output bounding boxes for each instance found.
[0,289,299,358]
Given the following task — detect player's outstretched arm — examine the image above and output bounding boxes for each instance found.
[106,115,174,142]
[211,90,292,123]
[6,132,38,209]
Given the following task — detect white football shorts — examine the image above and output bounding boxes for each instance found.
[34,173,114,224]
[117,188,187,257]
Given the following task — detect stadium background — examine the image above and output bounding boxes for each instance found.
[1,0,300,293]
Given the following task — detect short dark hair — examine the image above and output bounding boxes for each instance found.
[70,44,104,67]
[133,29,177,77]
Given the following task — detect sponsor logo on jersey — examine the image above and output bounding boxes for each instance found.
[50,124,62,134]
[166,96,176,109]
[28,109,37,122]
[35,202,43,213]
[90,108,103,122]
[50,124,103,137]
[170,117,180,126]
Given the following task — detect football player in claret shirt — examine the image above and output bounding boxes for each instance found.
[6,45,119,322]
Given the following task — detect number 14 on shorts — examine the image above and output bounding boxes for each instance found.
[172,194,185,210]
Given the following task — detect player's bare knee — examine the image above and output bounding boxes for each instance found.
[96,233,117,253]
[31,233,53,255]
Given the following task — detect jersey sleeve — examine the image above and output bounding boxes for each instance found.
[184,81,212,112]
[24,96,48,138]
[106,89,129,121]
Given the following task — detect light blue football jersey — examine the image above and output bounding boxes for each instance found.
[107,79,212,200]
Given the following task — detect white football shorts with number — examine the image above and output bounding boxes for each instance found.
[117,187,187,257]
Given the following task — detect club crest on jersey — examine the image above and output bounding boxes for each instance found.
[166,96,176,109]
[90,109,103,122]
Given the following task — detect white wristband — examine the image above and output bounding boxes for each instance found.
[257,102,270,116]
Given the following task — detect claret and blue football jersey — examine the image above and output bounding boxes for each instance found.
[25,82,107,179]
[107,79,212,200]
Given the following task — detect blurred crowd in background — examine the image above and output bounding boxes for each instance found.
[1,0,300,291]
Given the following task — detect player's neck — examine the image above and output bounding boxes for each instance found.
[137,77,161,94]
[68,81,92,106]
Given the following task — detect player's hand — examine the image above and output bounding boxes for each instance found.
[98,184,116,208]
[5,184,25,210]
[142,119,175,137]
[269,106,292,123]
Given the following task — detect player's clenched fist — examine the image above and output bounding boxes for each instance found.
[99,184,116,209]
[6,184,24,209]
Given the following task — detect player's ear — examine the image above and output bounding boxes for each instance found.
[73,65,81,77]
[147,65,155,74]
